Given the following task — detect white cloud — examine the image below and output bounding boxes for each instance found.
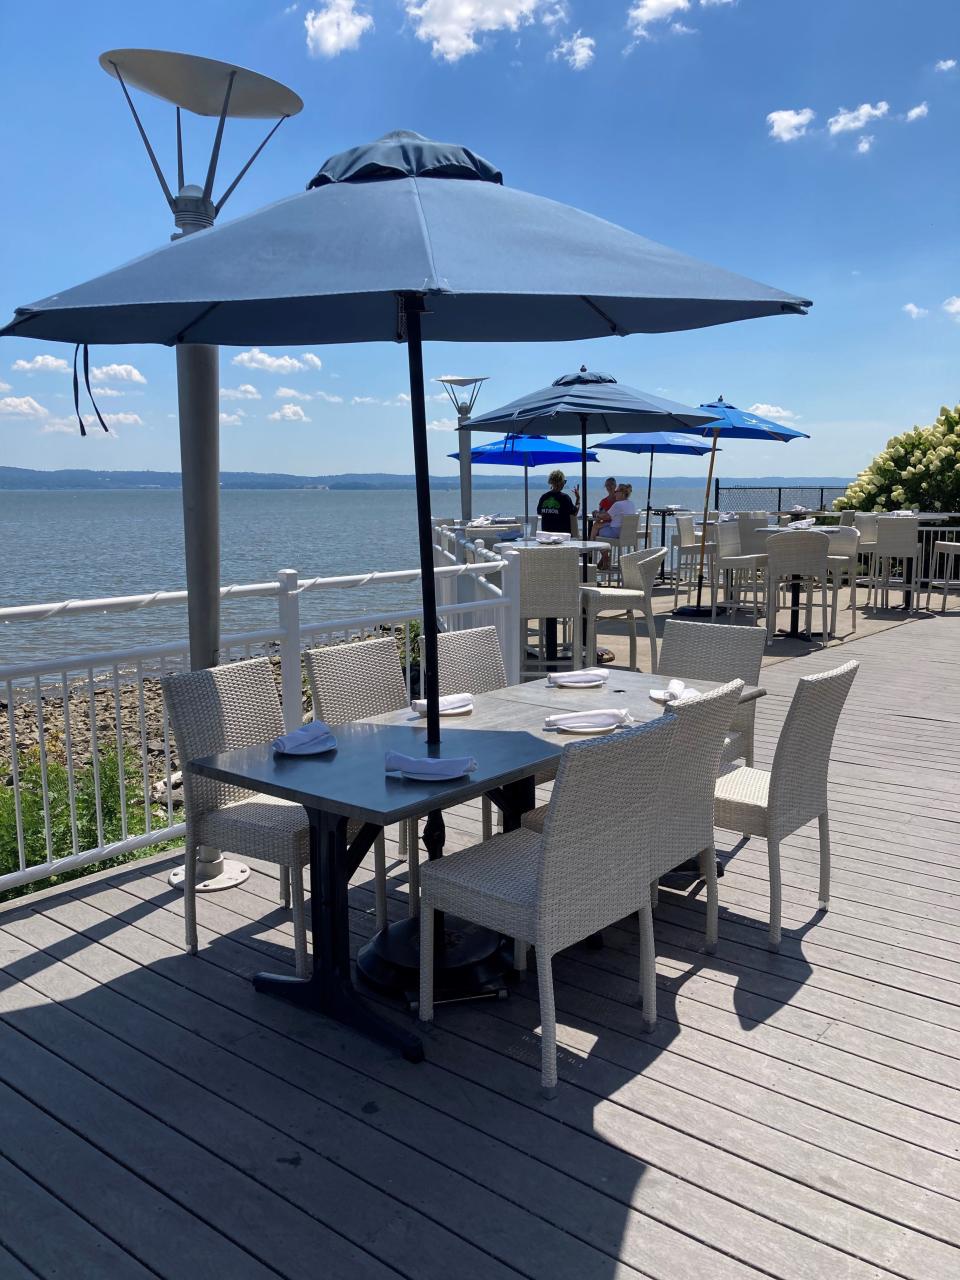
[0,395,48,417]
[405,0,545,62]
[551,30,595,69]
[276,386,313,400]
[766,107,815,142]
[301,352,323,370]
[905,102,928,122]
[0,380,10,392]
[426,417,457,431]
[39,419,79,435]
[232,348,306,374]
[220,384,261,400]
[90,386,124,397]
[90,362,147,384]
[315,390,344,403]
[305,1,373,56]
[11,353,70,374]
[220,411,244,425]
[351,395,381,405]
[943,296,960,321]
[935,58,956,72]
[100,412,143,426]
[827,101,888,134]
[700,0,735,5]
[269,403,311,422]
[670,21,696,34]
[541,2,568,27]
[856,135,874,155]
[627,0,689,38]
[902,303,928,319]
[747,403,800,424]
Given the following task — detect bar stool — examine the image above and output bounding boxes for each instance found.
[926,539,960,613]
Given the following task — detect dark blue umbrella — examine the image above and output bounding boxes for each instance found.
[467,368,721,539]
[2,130,811,746]
[591,431,715,546]
[448,433,599,521]
[678,397,810,615]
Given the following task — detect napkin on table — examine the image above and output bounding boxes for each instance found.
[384,751,478,780]
[535,530,571,544]
[411,692,474,715]
[547,668,608,687]
[272,721,337,754]
[544,708,633,731]
[649,679,701,706]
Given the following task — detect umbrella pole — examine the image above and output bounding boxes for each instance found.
[644,451,654,549]
[405,299,441,748]
[580,417,588,543]
[693,429,719,610]
[524,462,529,525]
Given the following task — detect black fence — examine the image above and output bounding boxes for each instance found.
[715,483,849,513]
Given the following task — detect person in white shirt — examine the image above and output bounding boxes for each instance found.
[594,483,636,568]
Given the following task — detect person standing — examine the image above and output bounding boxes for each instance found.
[537,469,580,533]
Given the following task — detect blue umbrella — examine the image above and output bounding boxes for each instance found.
[679,396,810,615]
[467,368,721,539]
[448,433,599,521]
[591,431,715,546]
[2,130,811,746]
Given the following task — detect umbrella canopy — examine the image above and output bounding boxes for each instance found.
[2,130,811,746]
[448,433,599,522]
[591,431,715,545]
[467,368,721,538]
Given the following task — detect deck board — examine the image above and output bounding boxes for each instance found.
[2,612,960,1278]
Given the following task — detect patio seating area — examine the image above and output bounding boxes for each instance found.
[1,608,958,1279]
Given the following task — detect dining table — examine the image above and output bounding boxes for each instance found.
[757,523,851,638]
[494,537,610,661]
[187,668,765,1061]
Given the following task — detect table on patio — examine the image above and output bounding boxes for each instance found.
[188,669,764,1061]
[494,537,610,661]
[756,523,851,639]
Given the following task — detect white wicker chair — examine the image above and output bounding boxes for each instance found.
[658,619,765,765]
[419,714,678,1094]
[161,658,311,977]
[714,660,859,950]
[304,637,412,929]
[710,521,767,623]
[826,525,860,636]
[736,511,773,556]
[926,539,960,612]
[580,547,665,673]
[764,530,831,646]
[598,512,641,582]
[838,511,855,527]
[672,514,714,607]
[853,511,878,573]
[866,516,921,613]
[515,546,583,676]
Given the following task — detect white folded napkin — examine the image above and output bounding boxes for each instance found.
[384,751,478,780]
[411,692,474,715]
[535,530,571,543]
[649,678,701,706]
[272,721,337,755]
[547,668,608,687]
[544,708,633,731]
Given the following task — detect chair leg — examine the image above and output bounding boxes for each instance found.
[650,881,659,911]
[418,905,435,1022]
[818,811,831,909]
[183,841,199,955]
[374,831,388,931]
[821,585,829,648]
[765,577,776,644]
[482,795,493,841]
[279,865,291,910]
[637,899,657,1030]
[767,838,782,951]
[584,601,597,669]
[700,845,718,953]
[536,950,559,1097]
[627,610,637,671]
[291,865,309,978]
[407,824,420,918]
[850,566,857,631]
[744,723,755,768]
[513,938,528,971]
[645,601,658,674]
[830,573,839,638]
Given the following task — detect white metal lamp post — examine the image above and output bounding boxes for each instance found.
[100,49,302,891]
[435,375,487,522]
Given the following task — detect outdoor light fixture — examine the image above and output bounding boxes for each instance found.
[435,375,488,521]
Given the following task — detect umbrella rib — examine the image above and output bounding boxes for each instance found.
[579,297,622,335]
[410,178,442,293]
[173,302,223,344]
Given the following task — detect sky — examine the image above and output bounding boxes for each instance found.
[0,0,958,481]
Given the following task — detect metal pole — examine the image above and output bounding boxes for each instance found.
[176,345,220,671]
[406,300,441,748]
[694,430,720,609]
[524,462,529,524]
[458,406,472,522]
[580,417,588,543]
[644,451,655,548]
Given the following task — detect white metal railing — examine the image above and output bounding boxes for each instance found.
[0,553,511,895]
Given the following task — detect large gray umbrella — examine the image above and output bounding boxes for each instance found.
[2,129,811,745]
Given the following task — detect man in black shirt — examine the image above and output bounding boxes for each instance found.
[536,469,581,533]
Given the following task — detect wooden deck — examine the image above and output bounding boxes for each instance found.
[1,612,959,1279]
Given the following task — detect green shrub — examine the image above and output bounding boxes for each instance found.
[0,748,176,902]
[834,403,960,512]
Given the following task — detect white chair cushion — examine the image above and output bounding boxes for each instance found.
[419,828,541,938]
[721,731,746,764]
[199,795,364,867]
[714,766,770,837]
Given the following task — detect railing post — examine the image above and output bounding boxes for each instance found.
[500,551,522,686]
[777,487,783,513]
[277,569,303,731]
[714,476,720,510]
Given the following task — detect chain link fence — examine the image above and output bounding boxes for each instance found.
[715,484,849,513]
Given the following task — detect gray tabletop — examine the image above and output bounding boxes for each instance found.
[493,538,608,554]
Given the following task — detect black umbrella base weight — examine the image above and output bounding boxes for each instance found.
[672,604,725,619]
[357,915,511,1008]
[659,856,725,890]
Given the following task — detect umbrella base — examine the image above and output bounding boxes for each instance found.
[357,915,511,1009]
[659,855,725,890]
[672,604,726,619]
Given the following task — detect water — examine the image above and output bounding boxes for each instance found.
[0,482,706,664]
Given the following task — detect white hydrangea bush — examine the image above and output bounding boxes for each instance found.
[834,404,960,513]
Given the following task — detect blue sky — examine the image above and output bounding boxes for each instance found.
[1,0,958,480]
